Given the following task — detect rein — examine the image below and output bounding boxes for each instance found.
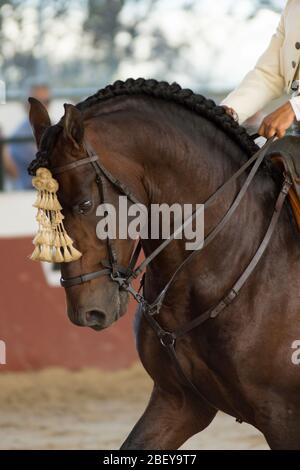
[52,137,291,411]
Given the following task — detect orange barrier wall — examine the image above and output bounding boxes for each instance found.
[0,237,139,371]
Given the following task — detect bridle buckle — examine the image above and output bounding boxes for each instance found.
[159,331,176,348]
[110,272,127,286]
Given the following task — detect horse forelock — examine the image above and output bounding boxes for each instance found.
[28,124,63,175]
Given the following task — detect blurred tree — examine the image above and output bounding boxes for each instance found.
[0,0,71,87]
[0,0,287,89]
[246,0,283,18]
[83,0,162,82]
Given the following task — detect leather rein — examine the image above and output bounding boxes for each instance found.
[51,137,291,413]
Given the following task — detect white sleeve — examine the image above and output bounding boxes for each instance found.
[290,95,300,121]
[221,4,288,124]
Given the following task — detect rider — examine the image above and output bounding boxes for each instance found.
[221,0,300,139]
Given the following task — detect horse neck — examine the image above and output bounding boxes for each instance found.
[86,96,247,204]
[85,97,279,312]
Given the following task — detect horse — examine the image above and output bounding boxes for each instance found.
[28,78,300,450]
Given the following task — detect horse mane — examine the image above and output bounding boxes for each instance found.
[28,78,259,175]
[77,78,259,157]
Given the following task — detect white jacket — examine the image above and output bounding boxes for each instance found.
[221,0,300,124]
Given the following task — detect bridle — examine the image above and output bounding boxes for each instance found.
[52,151,141,286]
[50,137,291,417]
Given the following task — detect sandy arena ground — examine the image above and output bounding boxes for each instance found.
[0,364,268,450]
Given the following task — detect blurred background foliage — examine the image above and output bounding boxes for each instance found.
[0,0,284,90]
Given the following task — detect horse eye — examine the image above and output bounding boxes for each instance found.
[73,200,92,215]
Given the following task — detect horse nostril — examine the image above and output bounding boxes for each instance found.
[85,310,106,326]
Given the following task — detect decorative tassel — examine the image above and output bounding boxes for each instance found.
[33,231,43,245]
[43,192,51,211]
[59,232,68,247]
[62,246,73,263]
[33,191,42,208]
[52,211,64,225]
[68,244,82,261]
[53,247,64,263]
[53,231,61,247]
[51,194,62,211]
[29,167,82,263]
[30,245,41,261]
[39,244,52,262]
[63,233,74,246]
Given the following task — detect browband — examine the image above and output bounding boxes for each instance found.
[52,155,99,175]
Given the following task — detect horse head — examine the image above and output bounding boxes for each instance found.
[29,98,136,330]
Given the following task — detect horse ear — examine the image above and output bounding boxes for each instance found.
[28,97,51,147]
[63,103,84,149]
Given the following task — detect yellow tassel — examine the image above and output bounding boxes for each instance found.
[53,231,61,247]
[36,210,43,223]
[40,213,51,228]
[30,245,41,261]
[63,233,75,246]
[46,193,54,211]
[30,167,82,264]
[51,230,57,246]
[39,244,52,262]
[46,178,59,193]
[68,244,82,261]
[63,246,73,262]
[32,177,43,191]
[52,211,64,226]
[52,194,62,211]
[49,230,56,246]
[44,192,51,210]
[59,232,68,247]
[45,193,60,211]
[33,230,48,245]
[53,247,64,263]
[45,230,53,246]
[33,191,42,208]
[49,194,56,211]
[36,168,52,180]
[33,231,43,245]
[38,192,47,210]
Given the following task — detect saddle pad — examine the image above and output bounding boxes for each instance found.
[270,154,300,230]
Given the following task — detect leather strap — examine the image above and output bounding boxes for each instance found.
[60,268,111,288]
[142,174,291,410]
[92,160,120,275]
[96,160,145,208]
[83,141,145,208]
[130,137,275,282]
[142,309,217,409]
[127,240,142,276]
[52,155,99,175]
[138,137,274,312]
[172,174,292,338]
[60,262,129,288]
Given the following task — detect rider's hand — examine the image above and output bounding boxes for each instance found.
[222,105,239,122]
[258,101,296,139]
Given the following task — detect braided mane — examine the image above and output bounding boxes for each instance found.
[28,78,259,175]
[77,78,259,157]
